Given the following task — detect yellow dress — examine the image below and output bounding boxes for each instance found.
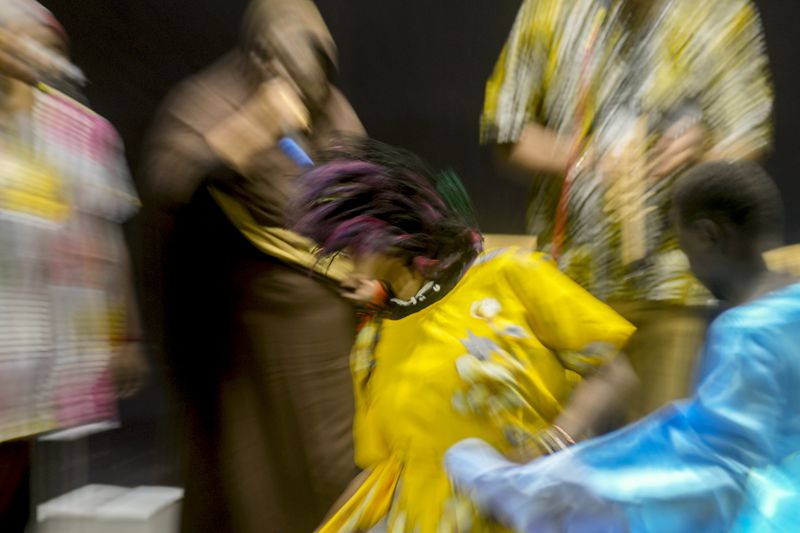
[320,248,635,532]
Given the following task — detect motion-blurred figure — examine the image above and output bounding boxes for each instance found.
[483,0,773,420]
[0,1,143,530]
[143,1,364,531]
[292,138,635,532]
[447,161,799,532]
[0,0,84,92]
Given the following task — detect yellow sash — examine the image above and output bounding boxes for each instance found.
[208,185,351,282]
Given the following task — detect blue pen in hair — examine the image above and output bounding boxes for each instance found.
[278,136,314,168]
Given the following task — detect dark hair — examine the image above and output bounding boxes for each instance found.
[291,138,483,280]
[672,160,784,247]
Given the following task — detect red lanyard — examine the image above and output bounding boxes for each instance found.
[551,20,602,260]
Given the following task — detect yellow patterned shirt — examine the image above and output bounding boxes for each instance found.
[483,0,772,304]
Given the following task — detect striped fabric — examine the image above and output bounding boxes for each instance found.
[0,85,138,442]
[483,0,772,304]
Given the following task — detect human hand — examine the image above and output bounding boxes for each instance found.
[505,425,575,463]
[204,78,310,172]
[0,27,84,86]
[340,275,388,306]
[255,75,311,134]
[446,438,628,532]
[110,341,148,399]
[0,29,37,84]
[649,118,707,180]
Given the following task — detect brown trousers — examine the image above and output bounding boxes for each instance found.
[166,193,357,533]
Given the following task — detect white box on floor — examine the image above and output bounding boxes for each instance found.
[38,485,183,533]
[38,484,130,533]
[92,486,183,533]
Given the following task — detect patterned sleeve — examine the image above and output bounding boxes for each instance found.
[503,250,635,376]
[698,0,773,155]
[91,117,140,223]
[481,0,556,144]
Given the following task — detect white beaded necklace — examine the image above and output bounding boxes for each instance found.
[389,280,441,307]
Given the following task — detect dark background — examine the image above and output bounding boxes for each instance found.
[36,0,800,490]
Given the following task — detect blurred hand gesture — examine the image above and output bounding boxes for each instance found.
[0,28,37,84]
[340,275,387,306]
[110,341,148,400]
[0,27,84,86]
[649,117,707,180]
[205,77,310,173]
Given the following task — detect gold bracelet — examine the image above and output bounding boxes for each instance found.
[550,424,576,446]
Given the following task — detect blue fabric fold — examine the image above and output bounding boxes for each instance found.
[446,284,800,532]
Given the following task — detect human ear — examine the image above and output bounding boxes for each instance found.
[693,218,723,251]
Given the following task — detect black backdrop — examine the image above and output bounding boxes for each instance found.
[35,0,800,488]
[40,0,530,233]
[40,0,799,236]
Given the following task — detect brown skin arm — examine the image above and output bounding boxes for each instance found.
[649,121,708,180]
[502,122,572,175]
[703,138,766,163]
[205,77,309,174]
[0,47,37,85]
[553,354,638,440]
[505,117,764,185]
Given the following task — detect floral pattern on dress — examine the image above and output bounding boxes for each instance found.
[453,296,625,460]
[453,299,540,453]
[352,320,382,395]
[438,493,476,533]
[556,341,619,377]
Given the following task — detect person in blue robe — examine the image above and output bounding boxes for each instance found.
[445,160,800,532]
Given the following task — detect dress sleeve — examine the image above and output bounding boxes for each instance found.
[683,318,785,472]
[698,0,773,156]
[481,0,556,144]
[142,80,236,208]
[91,118,140,223]
[445,316,789,532]
[503,250,635,375]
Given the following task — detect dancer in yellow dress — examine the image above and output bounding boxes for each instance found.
[292,139,636,531]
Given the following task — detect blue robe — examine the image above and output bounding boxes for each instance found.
[446,283,800,532]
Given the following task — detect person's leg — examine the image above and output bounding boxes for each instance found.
[219,260,357,533]
[0,440,31,533]
[177,401,232,533]
[164,192,239,533]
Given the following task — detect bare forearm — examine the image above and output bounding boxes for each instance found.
[554,355,638,438]
[0,49,37,85]
[703,138,766,163]
[503,122,572,175]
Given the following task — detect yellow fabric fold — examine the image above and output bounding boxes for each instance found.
[209,185,351,282]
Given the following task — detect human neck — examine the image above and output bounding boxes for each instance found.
[389,267,426,301]
[718,255,773,306]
